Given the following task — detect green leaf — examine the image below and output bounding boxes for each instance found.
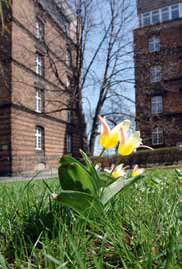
[98,172,116,187]
[53,190,103,216]
[58,155,97,195]
[79,149,101,190]
[101,176,143,205]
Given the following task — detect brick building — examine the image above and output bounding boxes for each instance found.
[134,0,182,147]
[0,0,84,176]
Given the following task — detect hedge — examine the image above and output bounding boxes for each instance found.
[97,147,182,168]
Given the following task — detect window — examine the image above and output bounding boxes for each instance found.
[140,4,182,28]
[66,50,71,66]
[35,127,44,151]
[36,20,44,41]
[66,77,70,88]
[176,142,182,147]
[152,128,163,145]
[143,12,151,26]
[171,4,180,20]
[149,36,160,52]
[161,7,170,22]
[35,89,43,113]
[36,53,44,76]
[67,111,72,123]
[151,96,163,114]
[66,134,72,152]
[152,10,160,24]
[150,66,161,83]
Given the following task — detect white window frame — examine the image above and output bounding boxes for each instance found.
[36,20,44,41]
[35,127,43,151]
[66,134,72,153]
[150,66,161,83]
[149,36,160,53]
[66,78,70,88]
[152,128,163,145]
[143,12,151,26]
[36,53,43,76]
[35,89,42,113]
[180,3,182,17]
[151,96,163,114]
[67,111,72,123]
[152,10,160,24]
[66,50,71,66]
[140,3,182,27]
[171,4,180,20]
[161,6,170,22]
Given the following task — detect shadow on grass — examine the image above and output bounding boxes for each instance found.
[3,202,73,264]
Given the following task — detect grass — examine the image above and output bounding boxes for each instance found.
[0,168,181,268]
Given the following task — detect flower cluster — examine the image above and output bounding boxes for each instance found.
[98,115,145,178]
[98,115,142,155]
[105,164,144,179]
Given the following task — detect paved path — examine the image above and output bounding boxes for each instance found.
[0,172,58,182]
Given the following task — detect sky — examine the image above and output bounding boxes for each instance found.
[81,0,138,154]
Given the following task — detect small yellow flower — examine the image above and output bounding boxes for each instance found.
[118,127,142,156]
[105,164,126,179]
[98,115,130,149]
[132,165,144,177]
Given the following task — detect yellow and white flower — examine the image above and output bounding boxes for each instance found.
[105,164,126,179]
[132,165,144,177]
[118,126,142,156]
[98,115,130,149]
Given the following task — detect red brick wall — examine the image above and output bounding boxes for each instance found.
[134,19,182,146]
[11,107,67,175]
[0,0,82,175]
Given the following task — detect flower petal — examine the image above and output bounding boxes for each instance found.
[107,132,120,148]
[98,115,110,136]
[132,165,144,177]
[127,131,142,149]
[112,119,130,133]
[119,127,126,145]
[118,143,135,156]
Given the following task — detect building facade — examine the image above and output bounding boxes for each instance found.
[0,0,84,176]
[134,0,182,147]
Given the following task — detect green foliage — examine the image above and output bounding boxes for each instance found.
[56,150,143,218]
[0,168,181,268]
[102,146,182,168]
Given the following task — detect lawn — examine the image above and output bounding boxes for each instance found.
[0,168,181,268]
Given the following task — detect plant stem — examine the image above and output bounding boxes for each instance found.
[94,148,106,165]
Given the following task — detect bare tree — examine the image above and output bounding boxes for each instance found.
[74,0,136,154]
[46,0,137,154]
